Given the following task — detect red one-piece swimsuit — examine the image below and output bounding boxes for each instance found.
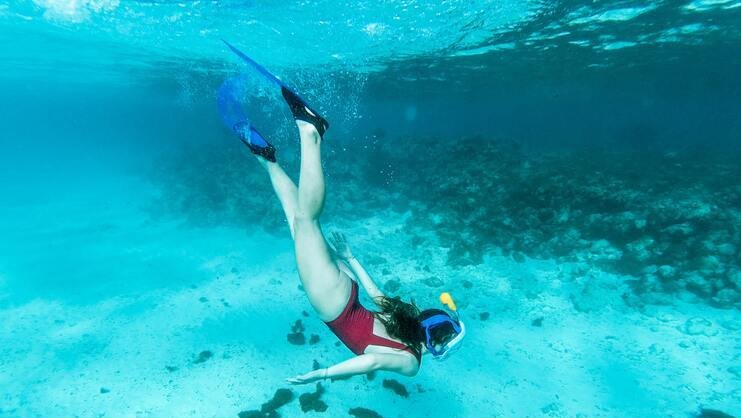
[324,280,421,364]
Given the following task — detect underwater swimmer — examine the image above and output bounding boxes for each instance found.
[259,105,465,384]
[221,49,465,384]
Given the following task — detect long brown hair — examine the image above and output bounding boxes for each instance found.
[372,295,423,356]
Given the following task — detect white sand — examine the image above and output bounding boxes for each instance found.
[0,178,738,418]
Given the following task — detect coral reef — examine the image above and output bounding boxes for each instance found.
[370,136,740,308]
[150,136,740,308]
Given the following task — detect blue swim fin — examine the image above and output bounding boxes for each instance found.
[222,40,289,90]
[222,40,329,137]
[217,75,276,162]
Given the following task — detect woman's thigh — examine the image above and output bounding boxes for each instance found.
[293,217,349,321]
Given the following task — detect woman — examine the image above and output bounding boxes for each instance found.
[229,85,466,385]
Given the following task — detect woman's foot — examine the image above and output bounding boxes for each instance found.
[281,86,329,137]
[235,122,276,162]
[296,120,321,143]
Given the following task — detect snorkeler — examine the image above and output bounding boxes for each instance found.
[218,44,466,384]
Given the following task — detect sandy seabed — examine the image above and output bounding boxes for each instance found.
[0,176,738,418]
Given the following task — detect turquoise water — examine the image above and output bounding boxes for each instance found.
[1,1,739,417]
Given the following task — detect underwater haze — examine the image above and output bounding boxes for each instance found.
[1,1,740,417]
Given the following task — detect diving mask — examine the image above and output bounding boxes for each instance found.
[421,292,466,360]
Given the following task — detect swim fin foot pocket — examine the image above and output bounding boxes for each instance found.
[235,122,277,162]
[281,86,329,137]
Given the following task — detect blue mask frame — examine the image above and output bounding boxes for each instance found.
[420,313,462,356]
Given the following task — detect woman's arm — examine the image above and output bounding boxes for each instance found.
[345,257,385,301]
[286,353,417,384]
[329,232,386,302]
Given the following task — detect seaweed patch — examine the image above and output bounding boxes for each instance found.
[382,379,409,398]
[287,319,306,345]
[299,383,328,412]
[349,407,384,418]
[237,388,294,418]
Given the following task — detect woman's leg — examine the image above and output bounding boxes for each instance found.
[258,158,298,238]
[292,122,347,322]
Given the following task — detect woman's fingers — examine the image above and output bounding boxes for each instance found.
[286,371,317,385]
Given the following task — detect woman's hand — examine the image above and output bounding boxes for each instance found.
[286,368,327,385]
[329,231,354,260]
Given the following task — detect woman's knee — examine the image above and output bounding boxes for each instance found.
[293,212,318,228]
[292,215,308,235]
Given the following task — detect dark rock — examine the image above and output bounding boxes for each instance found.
[100,387,110,394]
[312,360,322,370]
[366,255,388,265]
[349,407,384,418]
[382,379,409,398]
[238,388,294,418]
[238,410,275,418]
[194,350,213,364]
[199,296,208,303]
[366,371,376,381]
[680,317,718,336]
[165,366,178,372]
[462,280,473,289]
[479,312,490,321]
[697,408,735,418]
[382,268,391,275]
[221,298,231,307]
[299,383,328,412]
[309,334,320,344]
[261,388,294,412]
[287,333,305,345]
[383,279,400,293]
[231,267,239,274]
[291,320,305,333]
[423,276,444,287]
[541,402,561,415]
[334,341,341,347]
[532,317,544,327]
[287,319,307,345]
[302,310,310,317]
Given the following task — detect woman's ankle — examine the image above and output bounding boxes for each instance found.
[297,120,320,143]
[256,155,274,169]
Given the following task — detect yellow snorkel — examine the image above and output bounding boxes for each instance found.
[439,292,457,311]
[429,291,466,360]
